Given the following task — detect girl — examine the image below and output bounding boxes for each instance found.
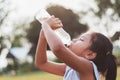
[35,16,117,80]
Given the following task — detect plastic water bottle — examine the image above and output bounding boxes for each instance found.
[35,9,71,45]
[54,28,71,45]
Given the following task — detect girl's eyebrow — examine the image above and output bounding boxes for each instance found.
[81,34,91,39]
[79,36,87,39]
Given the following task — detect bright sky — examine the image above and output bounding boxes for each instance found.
[10,0,97,18]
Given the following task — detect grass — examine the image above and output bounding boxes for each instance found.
[0,67,120,80]
[0,72,62,80]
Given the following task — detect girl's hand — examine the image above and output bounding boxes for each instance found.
[45,15,63,30]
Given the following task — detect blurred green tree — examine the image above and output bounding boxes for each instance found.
[0,0,10,26]
[95,0,120,41]
[95,0,120,17]
[11,23,28,47]
[0,0,11,54]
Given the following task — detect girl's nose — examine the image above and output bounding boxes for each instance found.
[72,39,77,42]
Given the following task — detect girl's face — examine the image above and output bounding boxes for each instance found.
[68,32,93,57]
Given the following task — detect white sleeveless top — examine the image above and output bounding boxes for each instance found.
[63,61,100,80]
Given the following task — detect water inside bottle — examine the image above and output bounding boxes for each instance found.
[54,28,71,45]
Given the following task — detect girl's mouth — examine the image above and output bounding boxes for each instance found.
[65,44,71,48]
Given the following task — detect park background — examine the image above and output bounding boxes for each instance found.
[0,0,120,80]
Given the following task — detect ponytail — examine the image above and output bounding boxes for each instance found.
[105,54,117,80]
[90,32,117,80]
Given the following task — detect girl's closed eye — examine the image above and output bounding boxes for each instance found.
[79,38,84,41]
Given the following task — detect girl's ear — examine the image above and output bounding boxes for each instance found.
[85,51,96,60]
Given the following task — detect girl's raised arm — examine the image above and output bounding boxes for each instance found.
[35,29,66,76]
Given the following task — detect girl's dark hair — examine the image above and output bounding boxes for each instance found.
[90,32,117,80]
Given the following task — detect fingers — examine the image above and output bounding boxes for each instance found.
[51,15,59,21]
[55,20,63,27]
[50,15,63,25]
[57,23,63,27]
[55,19,61,24]
[50,15,55,19]
[46,15,63,29]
